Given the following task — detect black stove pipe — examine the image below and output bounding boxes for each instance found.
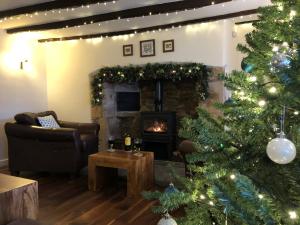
[154,80,163,112]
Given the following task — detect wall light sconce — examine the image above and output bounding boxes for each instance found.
[20,60,28,70]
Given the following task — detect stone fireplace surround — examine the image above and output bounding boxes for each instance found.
[91,66,225,152]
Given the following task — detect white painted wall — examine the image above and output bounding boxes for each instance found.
[0,30,48,166]
[229,23,254,71]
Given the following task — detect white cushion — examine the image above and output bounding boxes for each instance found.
[37,115,60,128]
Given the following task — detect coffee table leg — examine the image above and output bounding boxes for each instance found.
[88,158,98,191]
[146,153,154,189]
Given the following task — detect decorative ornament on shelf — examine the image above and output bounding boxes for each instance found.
[270,42,297,73]
[157,213,177,225]
[241,58,254,73]
[266,106,297,164]
[164,183,179,194]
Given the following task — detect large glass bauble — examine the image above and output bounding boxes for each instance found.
[266,132,296,164]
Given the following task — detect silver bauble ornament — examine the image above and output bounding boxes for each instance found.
[270,52,292,71]
[266,132,296,164]
[270,42,297,73]
[164,183,179,194]
[157,213,177,225]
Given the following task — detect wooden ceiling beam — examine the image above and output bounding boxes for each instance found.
[38,9,258,43]
[7,0,232,34]
[235,19,259,25]
[0,0,116,20]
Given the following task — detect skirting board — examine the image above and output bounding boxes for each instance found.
[0,158,8,168]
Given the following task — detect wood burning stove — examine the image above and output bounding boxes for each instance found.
[140,80,176,160]
[141,112,176,160]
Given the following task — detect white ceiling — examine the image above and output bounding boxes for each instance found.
[0,0,52,11]
[0,0,272,40]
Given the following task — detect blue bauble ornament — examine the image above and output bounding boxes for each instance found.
[241,58,254,73]
[224,98,234,105]
[164,183,179,194]
[270,52,292,71]
[279,73,292,84]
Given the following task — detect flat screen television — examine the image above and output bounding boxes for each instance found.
[116,92,140,111]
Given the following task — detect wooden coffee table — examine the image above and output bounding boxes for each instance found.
[88,150,154,199]
[0,174,38,225]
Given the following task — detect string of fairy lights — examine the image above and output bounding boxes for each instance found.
[35,12,255,43]
[185,171,298,223]
[0,1,226,24]
[192,173,299,222]
[0,0,234,36]
[0,1,117,23]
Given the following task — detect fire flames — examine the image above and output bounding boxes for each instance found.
[145,120,167,133]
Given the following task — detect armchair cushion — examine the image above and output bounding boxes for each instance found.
[37,115,60,128]
[15,111,58,126]
[14,113,38,126]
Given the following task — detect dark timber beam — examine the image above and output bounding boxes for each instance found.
[38,9,258,43]
[7,0,232,34]
[0,0,116,20]
[235,19,259,25]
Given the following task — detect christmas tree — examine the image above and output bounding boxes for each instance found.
[145,0,300,224]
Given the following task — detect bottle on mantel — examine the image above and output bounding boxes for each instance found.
[124,133,132,151]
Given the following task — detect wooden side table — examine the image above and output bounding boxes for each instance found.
[0,174,38,225]
[88,150,154,199]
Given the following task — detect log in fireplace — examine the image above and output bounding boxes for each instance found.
[141,80,176,160]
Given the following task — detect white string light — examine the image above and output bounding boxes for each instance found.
[268,86,277,94]
[258,100,266,107]
[248,76,257,82]
[289,211,297,220]
[230,174,236,180]
[200,195,206,200]
[258,194,264,199]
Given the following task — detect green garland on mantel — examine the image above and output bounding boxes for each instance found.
[91,62,210,105]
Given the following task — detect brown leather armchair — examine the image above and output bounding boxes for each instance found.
[5,111,100,176]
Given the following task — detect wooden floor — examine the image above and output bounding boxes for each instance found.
[0,168,161,225]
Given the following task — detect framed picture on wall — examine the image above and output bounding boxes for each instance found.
[123,44,133,56]
[163,40,174,53]
[140,39,155,57]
